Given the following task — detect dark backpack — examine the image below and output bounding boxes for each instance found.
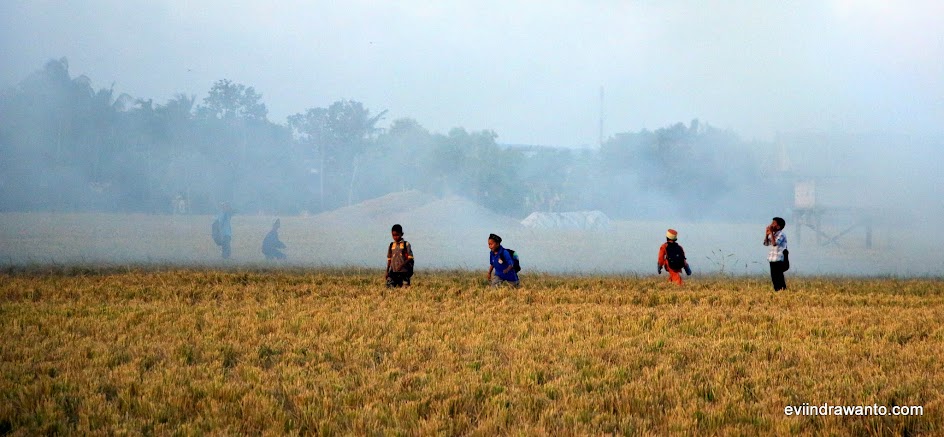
[505,248,521,272]
[665,242,685,270]
[211,219,223,245]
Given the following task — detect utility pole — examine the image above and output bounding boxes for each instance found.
[598,86,605,148]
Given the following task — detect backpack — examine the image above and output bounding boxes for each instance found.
[505,248,521,273]
[211,219,223,246]
[388,241,414,275]
[665,242,685,270]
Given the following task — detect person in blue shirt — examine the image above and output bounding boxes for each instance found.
[214,202,235,259]
[487,233,519,287]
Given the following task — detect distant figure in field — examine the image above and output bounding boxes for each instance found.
[658,228,692,285]
[212,203,235,259]
[262,218,287,260]
[487,233,520,288]
[764,217,789,291]
[386,224,414,287]
[172,192,188,214]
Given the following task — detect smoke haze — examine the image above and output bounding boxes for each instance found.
[3,1,942,145]
[1,1,942,276]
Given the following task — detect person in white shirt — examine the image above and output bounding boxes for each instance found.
[763,217,788,291]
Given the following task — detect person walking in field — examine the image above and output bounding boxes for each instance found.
[764,217,789,291]
[262,218,287,260]
[658,228,692,285]
[386,224,414,288]
[212,202,235,259]
[487,233,520,288]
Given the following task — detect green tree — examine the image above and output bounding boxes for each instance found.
[430,128,524,214]
[376,118,434,192]
[599,119,759,217]
[195,79,267,121]
[0,57,141,210]
[193,79,273,204]
[288,100,386,209]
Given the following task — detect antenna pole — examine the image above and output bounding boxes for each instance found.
[598,86,605,147]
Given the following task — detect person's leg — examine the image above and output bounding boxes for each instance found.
[274,250,286,260]
[489,276,503,287]
[775,262,787,290]
[392,273,406,287]
[769,262,776,290]
[222,236,231,259]
[668,268,683,285]
[770,262,785,291]
[492,278,520,288]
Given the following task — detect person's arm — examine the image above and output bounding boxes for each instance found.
[776,233,787,251]
[487,264,494,279]
[406,242,415,268]
[657,244,666,273]
[385,244,392,278]
[501,250,514,274]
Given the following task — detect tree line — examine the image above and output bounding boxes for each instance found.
[0,58,772,218]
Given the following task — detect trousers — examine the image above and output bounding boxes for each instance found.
[769,261,787,291]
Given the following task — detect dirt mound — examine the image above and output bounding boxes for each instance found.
[311,191,520,234]
[313,190,436,226]
[392,196,522,231]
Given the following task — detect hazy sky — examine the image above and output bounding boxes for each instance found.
[2,0,942,146]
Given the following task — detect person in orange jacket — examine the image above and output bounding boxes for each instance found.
[658,228,691,285]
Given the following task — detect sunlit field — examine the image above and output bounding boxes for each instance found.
[2,267,942,435]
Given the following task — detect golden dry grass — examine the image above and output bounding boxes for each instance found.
[1,267,942,435]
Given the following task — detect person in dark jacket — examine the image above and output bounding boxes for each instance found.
[386,224,414,287]
[262,218,287,260]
